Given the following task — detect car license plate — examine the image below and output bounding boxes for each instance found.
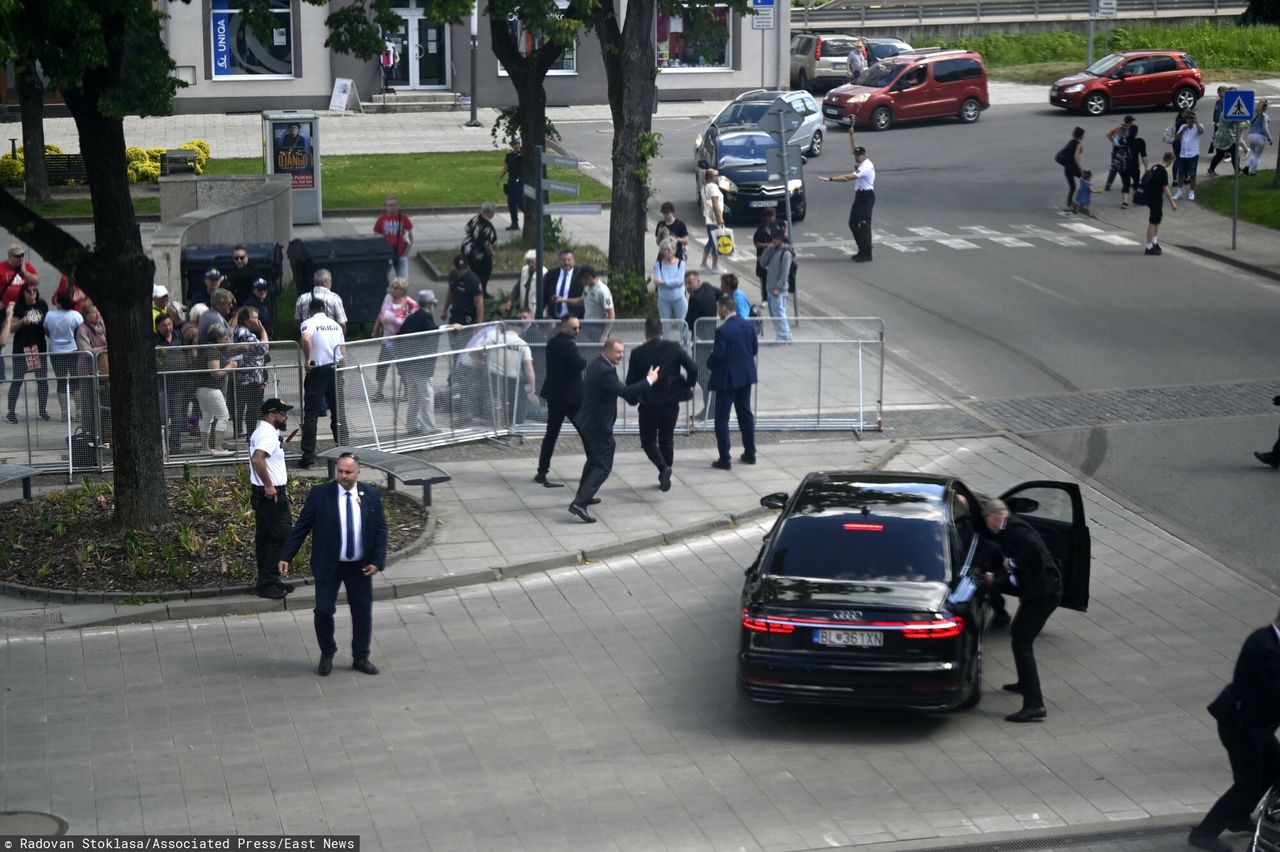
[823,107,842,117]
[748,200,776,208]
[815,629,883,647]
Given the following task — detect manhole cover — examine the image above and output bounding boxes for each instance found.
[0,811,68,834]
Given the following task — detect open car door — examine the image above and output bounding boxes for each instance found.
[1000,481,1091,612]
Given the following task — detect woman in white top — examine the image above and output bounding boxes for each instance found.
[1244,100,1272,176]
[43,289,83,420]
[650,237,687,326]
[700,168,725,272]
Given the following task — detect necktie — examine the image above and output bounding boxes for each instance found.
[557,271,569,317]
[344,491,355,561]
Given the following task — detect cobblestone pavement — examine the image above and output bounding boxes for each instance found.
[2,436,1273,851]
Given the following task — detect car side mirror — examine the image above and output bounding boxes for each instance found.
[760,492,788,510]
[697,159,710,170]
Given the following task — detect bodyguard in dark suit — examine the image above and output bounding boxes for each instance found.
[569,338,658,523]
[1189,610,1280,852]
[536,315,585,487]
[279,452,389,676]
[707,295,758,470]
[981,498,1062,723]
[684,271,722,418]
[626,316,698,491]
[541,249,584,320]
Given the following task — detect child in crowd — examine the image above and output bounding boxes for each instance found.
[1072,169,1096,216]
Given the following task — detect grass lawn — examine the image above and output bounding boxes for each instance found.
[1194,170,1280,230]
[205,151,611,210]
[28,196,161,218]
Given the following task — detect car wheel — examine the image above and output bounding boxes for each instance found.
[798,70,809,92]
[957,632,983,710]
[1083,92,1109,117]
[808,129,823,157]
[870,106,892,131]
[792,194,806,222]
[958,97,982,124]
[1174,86,1199,111]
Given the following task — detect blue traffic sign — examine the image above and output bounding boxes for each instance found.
[1222,89,1255,122]
[751,0,775,6]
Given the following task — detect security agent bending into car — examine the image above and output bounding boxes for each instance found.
[1187,606,1280,852]
[979,497,1062,723]
[626,316,698,492]
[820,131,876,262]
[249,398,297,600]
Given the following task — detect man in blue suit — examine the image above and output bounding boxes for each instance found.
[707,294,758,470]
[279,452,389,676]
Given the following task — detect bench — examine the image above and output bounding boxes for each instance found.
[317,446,450,507]
[45,154,88,182]
[0,463,40,500]
[160,149,197,176]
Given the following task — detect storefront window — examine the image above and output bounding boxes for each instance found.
[656,5,730,69]
[210,0,294,80]
[500,3,576,75]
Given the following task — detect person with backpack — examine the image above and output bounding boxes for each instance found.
[1119,123,1148,210]
[1143,152,1178,256]
[1103,115,1134,191]
[461,203,499,296]
[1053,127,1084,212]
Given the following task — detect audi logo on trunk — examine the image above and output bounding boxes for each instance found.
[833,610,864,621]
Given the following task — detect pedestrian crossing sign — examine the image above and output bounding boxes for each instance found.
[1222,90,1255,121]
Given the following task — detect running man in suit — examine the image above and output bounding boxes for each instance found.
[707,295,758,470]
[569,338,658,523]
[1189,607,1280,852]
[626,316,697,492]
[279,452,389,676]
[535,314,585,487]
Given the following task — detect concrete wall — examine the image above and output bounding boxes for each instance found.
[152,175,293,292]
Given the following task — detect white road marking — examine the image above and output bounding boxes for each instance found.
[989,237,1034,248]
[1011,275,1082,306]
[883,242,927,252]
[937,239,979,249]
[1060,222,1105,233]
[907,226,949,237]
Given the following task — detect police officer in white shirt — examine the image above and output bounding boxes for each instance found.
[299,299,347,468]
[249,398,296,599]
[821,130,877,263]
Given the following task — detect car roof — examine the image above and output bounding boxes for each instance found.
[733,89,807,103]
[892,48,979,63]
[863,36,910,45]
[792,471,953,518]
[1115,49,1186,57]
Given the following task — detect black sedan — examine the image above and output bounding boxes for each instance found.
[738,471,1091,711]
[695,126,807,223]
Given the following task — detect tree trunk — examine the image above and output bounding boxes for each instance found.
[63,92,166,528]
[16,60,50,204]
[593,0,658,276]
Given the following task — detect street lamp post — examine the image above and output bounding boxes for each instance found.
[466,4,482,128]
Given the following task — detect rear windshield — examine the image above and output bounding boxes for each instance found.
[766,514,947,582]
[854,62,903,88]
[820,39,855,57]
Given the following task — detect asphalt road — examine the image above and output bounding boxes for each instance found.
[561,98,1280,592]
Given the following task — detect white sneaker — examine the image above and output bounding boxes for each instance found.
[1172,188,1184,200]
[1188,190,1196,201]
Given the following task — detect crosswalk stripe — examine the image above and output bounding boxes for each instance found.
[989,237,1034,247]
[1060,222,1105,234]
[937,239,980,249]
[907,227,949,237]
[884,242,927,253]
[1042,236,1087,246]
[959,226,1002,236]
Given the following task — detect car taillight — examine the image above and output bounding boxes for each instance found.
[902,616,964,640]
[842,522,884,531]
[815,40,822,60]
[742,610,797,634]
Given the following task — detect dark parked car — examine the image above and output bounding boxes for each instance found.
[1254,782,1280,851]
[695,126,807,222]
[738,471,1091,711]
[1049,50,1203,116]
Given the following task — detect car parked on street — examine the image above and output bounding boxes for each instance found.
[694,89,825,162]
[695,126,807,222]
[790,33,862,91]
[823,48,989,131]
[738,471,1091,711]
[860,36,915,63]
[1049,50,1203,116]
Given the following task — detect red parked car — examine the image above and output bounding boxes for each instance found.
[1049,50,1203,116]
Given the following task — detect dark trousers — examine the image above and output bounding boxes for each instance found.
[1198,722,1280,837]
[506,184,522,226]
[301,364,338,464]
[849,190,876,258]
[714,384,756,462]
[638,402,679,471]
[252,487,292,591]
[7,354,48,415]
[1010,593,1059,708]
[574,428,616,507]
[314,563,374,659]
[538,400,578,476]
[1209,144,1239,174]
[235,382,265,438]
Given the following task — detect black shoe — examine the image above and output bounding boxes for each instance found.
[1187,830,1232,852]
[568,503,597,523]
[586,497,601,505]
[372,391,385,402]
[990,611,1011,629]
[1001,682,1025,694]
[1150,243,1162,255]
[850,253,863,262]
[256,586,287,600]
[1226,817,1255,834]
[534,473,565,488]
[39,410,50,421]
[352,658,380,675]
[298,458,314,469]
[739,453,756,464]
[659,466,672,492]
[276,582,296,594]
[1005,706,1047,723]
[5,412,15,423]
[711,459,732,471]
[506,223,521,231]
[317,653,334,676]
[1254,451,1279,469]
[854,255,872,263]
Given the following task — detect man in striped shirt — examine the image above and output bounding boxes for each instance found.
[293,268,347,333]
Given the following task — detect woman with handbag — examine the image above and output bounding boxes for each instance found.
[369,277,417,401]
[700,168,726,273]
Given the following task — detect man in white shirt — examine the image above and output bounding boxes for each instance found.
[299,299,347,468]
[1173,111,1205,201]
[249,398,296,600]
[821,131,876,263]
[700,168,725,273]
[294,268,348,333]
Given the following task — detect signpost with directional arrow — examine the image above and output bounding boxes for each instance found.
[1221,90,1255,250]
[529,146,603,315]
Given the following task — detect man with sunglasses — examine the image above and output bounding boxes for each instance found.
[226,244,261,306]
[0,244,40,308]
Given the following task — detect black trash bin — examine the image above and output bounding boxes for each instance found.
[287,236,392,325]
[179,242,284,308]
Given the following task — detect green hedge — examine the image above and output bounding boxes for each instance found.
[0,138,213,187]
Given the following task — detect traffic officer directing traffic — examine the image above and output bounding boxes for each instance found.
[249,398,296,599]
[821,129,876,263]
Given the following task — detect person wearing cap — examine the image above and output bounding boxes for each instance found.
[249,398,296,600]
[497,138,524,231]
[820,131,876,263]
[502,249,544,317]
[192,266,226,308]
[239,278,274,337]
[6,282,50,423]
[396,290,440,434]
[151,284,171,327]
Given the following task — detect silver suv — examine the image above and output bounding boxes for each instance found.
[693,89,826,162]
[790,34,861,91]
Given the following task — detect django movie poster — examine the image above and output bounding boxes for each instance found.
[272,121,314,189]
